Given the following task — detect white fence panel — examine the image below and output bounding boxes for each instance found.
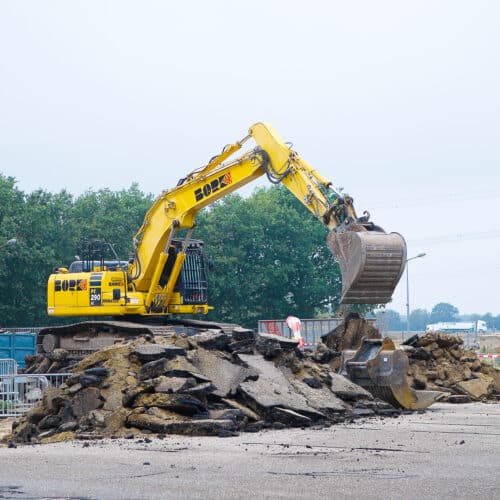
[1,358,71,417]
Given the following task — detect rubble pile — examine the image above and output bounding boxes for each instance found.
[25,349,77,374]
[8,319,498,444]
[404,332,500,402]
[7,328,396,444]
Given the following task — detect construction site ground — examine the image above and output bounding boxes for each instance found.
[0,402,498,499]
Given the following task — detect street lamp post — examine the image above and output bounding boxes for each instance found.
[0,238,17,250]
[406,252,426,334]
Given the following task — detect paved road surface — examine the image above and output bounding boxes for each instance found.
[0,403,499,499]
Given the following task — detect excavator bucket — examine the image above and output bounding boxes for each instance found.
[343,338,443,410]
[327,229,407,304]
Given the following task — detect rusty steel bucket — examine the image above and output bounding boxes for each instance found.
[343,338,444,410]
[327,229,407,304]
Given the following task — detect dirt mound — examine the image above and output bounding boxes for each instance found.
[321,313,381,371]
[404,333,500,402]
[6,328,396,444]
[321,313,381,352]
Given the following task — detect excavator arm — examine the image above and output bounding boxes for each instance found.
[47,122,405,318]
[129,122,406,311]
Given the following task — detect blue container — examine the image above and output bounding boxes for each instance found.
[0,332,37,368]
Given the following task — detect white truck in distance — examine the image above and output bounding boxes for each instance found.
[426,320,487,333]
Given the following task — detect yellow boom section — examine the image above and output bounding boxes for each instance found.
[129,122,406,310]
[130,123,339,308]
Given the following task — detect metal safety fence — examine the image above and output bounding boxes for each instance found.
[1,358,71,417]
[0,327,43,334]
[258,318,349,347]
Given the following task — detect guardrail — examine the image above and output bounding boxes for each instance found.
[258,318,344,346]
[0,327,43,334]
[258,318,376,347]
[0,358,71,417]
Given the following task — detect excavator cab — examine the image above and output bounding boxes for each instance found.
[327,227,407,304]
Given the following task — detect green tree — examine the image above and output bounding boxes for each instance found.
[12,189,75,324]
[492,315,500,331]
[69,184,154,262]
[0,178,154,326]
[375,309,402,332]
[0,175,26,325]
[430,302,459,323]
[0,177,73,325]
[194,186,343,327]
[409,308,430,331]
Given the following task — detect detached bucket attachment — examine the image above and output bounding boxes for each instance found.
[344,338,443,410]
[327,229,407,304]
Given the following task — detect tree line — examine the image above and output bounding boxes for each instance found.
[3,173,496,330]
[0,174,154,326]
[0,175,342,328]
[376,303,500,332]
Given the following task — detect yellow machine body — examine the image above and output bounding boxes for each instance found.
[47,269,208,317]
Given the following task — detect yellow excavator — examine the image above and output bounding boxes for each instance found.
[42,123,434,409]
[47,122,406,321]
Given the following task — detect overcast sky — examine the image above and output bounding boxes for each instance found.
[1,1,499,317]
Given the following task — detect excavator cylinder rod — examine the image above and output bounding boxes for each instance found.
[327,230,407,304]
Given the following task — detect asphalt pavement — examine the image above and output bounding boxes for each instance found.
[0,402,499,499]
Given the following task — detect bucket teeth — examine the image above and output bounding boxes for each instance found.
[327,230,407,304]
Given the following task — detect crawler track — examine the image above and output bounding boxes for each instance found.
[37,319,239,357]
